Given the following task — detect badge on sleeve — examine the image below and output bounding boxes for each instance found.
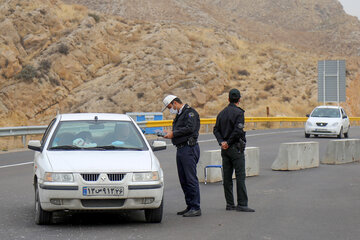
[189,112,195,117]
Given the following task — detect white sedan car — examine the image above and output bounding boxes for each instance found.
[28,113,166,225]
[304,106,350,138]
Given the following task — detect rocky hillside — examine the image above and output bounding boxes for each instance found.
[0,0,360,128]
[64,0,360,56]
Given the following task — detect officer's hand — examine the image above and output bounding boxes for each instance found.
[164,131,174,139]
[221,141,229,150]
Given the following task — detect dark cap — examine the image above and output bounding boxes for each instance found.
[229,88,241,100]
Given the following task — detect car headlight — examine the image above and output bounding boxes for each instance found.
[44,173,74,182]
[132,172,159,182]
[331,122,339,127]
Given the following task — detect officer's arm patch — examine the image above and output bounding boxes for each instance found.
[237,123,244,129]
[189,112,195,117]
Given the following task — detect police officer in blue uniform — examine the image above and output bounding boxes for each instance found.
[213,89,255,212]
[162,95,201,217]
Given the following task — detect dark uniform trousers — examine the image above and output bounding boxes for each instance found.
[221,145,248,207]
[176,144,201,210]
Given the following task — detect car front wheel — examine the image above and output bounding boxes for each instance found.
[337,128,343,139]
[344,130,349,138]
[35,185,52,225]
[305,133,310,138]
[144,198,163,223]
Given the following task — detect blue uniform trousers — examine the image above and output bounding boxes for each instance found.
[176,144,200,210]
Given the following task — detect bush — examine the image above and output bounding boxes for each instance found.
[282,96,291,102]
[264,83,275,91]
[58,44,69,55]
[16,65,37,81]
[137,92,144,99]
[237,69,250,76]
[39,60,51,72]
[88,13,100,23]
[49,77,60,86]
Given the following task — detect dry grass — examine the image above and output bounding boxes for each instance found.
[185,29,216,48]
[346,73,360,116]
[0,135,42,151]
[55,4,88,23]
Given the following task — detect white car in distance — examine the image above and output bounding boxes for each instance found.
[304,106,350,138]
[28,113,166,225]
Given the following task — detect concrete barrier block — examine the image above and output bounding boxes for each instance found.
[321,139,360,165]
[197,147,260,183]
[244,147,260,177]
[197,150,222,183]
[271,142,319,171]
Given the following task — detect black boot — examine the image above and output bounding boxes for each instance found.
[177,207,190,215]
[236,206,255,212]
[183,209,201,217]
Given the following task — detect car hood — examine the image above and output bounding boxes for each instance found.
[307,117,341,124]
[45,150,153,172]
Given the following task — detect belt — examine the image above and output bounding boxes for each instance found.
[175,142,188,149]
[176,141,198,149]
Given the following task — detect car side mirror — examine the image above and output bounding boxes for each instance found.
[343,115,347,119]
[28,140,42,152]
[151,141,166,151]
[306,114,310,117]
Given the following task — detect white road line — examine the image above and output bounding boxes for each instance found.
[246,130,303,137]
[0,162,33,169]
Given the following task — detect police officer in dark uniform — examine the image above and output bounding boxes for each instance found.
[162,95,201,217]
[213,89,255,212]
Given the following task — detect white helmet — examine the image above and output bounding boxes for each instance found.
[162,95,177,112]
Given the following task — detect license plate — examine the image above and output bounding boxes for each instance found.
[83,186,124,196]
[315,129,327,132]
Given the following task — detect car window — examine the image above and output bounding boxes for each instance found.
[341,109,348,118]
[48,120,148,150]
[41,118,56,147]
[311,108,340,118]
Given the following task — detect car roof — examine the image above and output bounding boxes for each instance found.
[315,106,342,109]
[57,113,132,121]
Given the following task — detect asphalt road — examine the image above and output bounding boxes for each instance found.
[0,128,359,240]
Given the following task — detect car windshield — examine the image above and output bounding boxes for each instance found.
[48,120,148,151]
[311,108,340,118]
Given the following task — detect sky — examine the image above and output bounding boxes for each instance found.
[338,0,360,19]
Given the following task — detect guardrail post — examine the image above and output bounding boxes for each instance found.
[22,135,26,148]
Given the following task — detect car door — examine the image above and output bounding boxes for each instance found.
[340,108,350,132]
[33,118,57,181]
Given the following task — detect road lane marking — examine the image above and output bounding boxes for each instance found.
[0,162,33,169]
[246,130,303,137]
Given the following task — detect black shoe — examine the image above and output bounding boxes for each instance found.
[183,209,201,217]
[236,206,255,212]
[177,208,190,215]
[226,205,236,211]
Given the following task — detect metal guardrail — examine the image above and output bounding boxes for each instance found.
[0,126,48,137]
[0,125,48,147]
[1,117,360,147]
